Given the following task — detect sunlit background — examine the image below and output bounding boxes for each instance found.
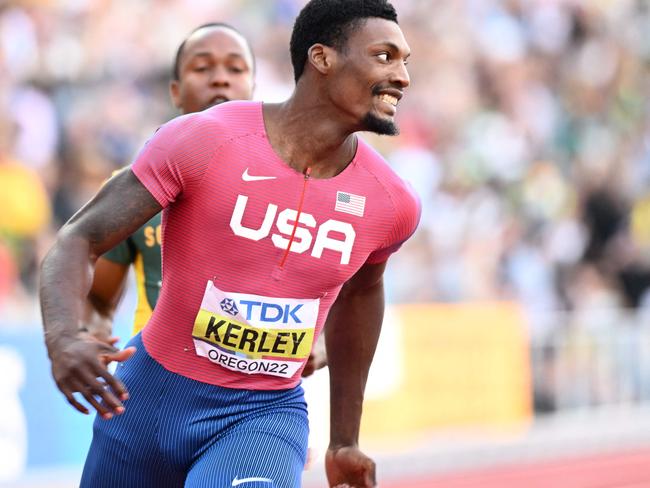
[2,0,650,486]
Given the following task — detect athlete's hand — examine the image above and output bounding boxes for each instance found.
[83,323,121,353]
[302,348,327,377]
[325,446,376,488]
[302,333,327,377]
[48,333,136,419]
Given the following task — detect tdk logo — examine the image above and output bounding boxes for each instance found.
[230,195,356,265]
[220,298,239,316]
[240,300,303,324]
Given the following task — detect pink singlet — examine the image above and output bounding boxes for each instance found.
[131,101,420,390]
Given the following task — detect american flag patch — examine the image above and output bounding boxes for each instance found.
[335,191,366,217]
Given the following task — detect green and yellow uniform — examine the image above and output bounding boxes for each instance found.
[102,213,162,334]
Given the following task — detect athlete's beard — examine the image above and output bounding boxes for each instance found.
[361,111,399,136]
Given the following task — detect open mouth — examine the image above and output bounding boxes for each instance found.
[378,93,398,107]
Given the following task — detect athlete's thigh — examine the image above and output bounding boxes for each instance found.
[81,334,186,488]
[185,411,309,488]
[81,395,185,487]
[82,415,185,488]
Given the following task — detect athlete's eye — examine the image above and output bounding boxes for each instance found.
[376,52,390,62]
[193,66,209,73]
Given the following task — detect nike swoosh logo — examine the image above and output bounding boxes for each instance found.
[232,476,273,486]
[242,168,276,182]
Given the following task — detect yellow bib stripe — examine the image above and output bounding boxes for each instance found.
[192,308,313,360]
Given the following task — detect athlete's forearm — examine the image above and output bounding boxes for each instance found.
[41,169,163,353]
[40,232,136,418]
[41,230,98,354]
[326,272,384,448]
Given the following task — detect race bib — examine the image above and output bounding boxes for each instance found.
[192,281,319,378]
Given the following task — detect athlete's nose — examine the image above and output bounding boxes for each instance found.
[391,59,410,89]
[210,65,230,86]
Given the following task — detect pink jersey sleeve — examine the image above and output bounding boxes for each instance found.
[366,181,421,264]
[131,111,222,207]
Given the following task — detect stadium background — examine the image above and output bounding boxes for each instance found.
[2,0,650,486]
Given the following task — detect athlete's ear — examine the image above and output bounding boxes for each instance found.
[169,80,182,109]
[307,44,337,76]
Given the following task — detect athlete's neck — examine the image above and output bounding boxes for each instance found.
[262,97,358,179]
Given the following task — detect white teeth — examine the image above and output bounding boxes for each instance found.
[379,94,398,107]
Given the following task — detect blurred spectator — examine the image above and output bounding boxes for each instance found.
[0,113,51,304]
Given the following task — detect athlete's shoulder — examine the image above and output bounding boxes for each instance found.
[355,138,421,213]
[155,101,262,148]
[354,139,421,256]
[153,101,258,143]
[204,100,260,117]
[201,100,264,138]
[150,109,226,152]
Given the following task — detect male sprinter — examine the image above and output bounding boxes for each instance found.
[40,1,418,487]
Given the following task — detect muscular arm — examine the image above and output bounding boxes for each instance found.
[325,261,386,488]
[40,169,162,417]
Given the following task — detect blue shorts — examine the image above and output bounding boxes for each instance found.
[81,333,309,488]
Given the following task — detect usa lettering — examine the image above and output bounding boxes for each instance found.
[229,195,355,265]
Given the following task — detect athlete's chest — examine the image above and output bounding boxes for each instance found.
[176,140,391,283]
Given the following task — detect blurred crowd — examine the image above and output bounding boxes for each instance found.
[2,0,650,341]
